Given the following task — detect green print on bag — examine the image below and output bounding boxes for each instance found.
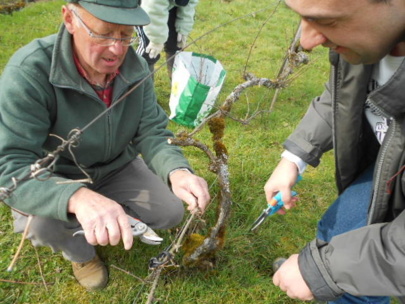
[169,52,227,128]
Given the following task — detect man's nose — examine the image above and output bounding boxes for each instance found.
[109,39,126,54]
[299,19,328,51]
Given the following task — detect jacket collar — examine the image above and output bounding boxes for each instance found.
[369,57,405,118]
[331,50,405,118]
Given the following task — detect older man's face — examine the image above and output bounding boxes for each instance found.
[64,6,135,82]
[285,0,405,64]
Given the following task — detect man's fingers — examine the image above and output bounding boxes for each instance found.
[118,215,134,250]
[94,225,109,246]
[284,196,299,210]
[170,171,210,214]
[106,222,121,246]
[81,215,133,249]
[191,179,210,212]
[185,190,210,213]
[181,192,198,211]
[84,229,98,246]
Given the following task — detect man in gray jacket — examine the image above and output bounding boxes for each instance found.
[267,0,405,303]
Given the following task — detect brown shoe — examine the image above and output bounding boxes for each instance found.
[72,255,108,290]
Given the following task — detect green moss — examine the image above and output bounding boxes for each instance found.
[208,117,225,141]
[182,233,206,257]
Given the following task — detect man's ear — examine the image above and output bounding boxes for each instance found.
[62,5,75,34]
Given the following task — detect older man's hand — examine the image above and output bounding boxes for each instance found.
[169,170,210,213]
[68,188,134,250]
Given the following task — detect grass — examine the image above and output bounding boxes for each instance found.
[0,1,341,303]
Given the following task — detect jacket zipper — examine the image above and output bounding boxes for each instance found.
[106,109,112,159]
[365,98,396,224]
[331,62,342,192]
[332,59,396,223]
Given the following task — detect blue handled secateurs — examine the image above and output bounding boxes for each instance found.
[250,175,302,231]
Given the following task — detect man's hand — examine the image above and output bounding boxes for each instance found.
[273,254,314,301]
[145,42,164,59]
[264,158,300,214]
[68,188,134,250]
[169,170,210,213]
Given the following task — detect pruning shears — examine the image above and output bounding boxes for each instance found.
[250,175,302,232]
[73,215,163,245]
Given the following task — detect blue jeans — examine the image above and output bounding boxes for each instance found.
[317,164,390,304]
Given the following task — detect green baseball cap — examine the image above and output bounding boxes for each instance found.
[67,0,150,26]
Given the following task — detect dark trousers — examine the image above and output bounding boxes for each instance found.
[13,157,184,263]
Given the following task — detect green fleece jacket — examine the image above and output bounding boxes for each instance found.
[0,25,191,221]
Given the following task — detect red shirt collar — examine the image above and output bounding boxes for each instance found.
[73,53,119,107]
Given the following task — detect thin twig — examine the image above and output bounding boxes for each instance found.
[34,246,48,291]
[189,75,279,135]
[170,211,198,254]
[0,278,53,286]
[270,23,302,109]
[139,210,200,304]
[226,109,270,125]
[145,268,162,304]
[7,214,33,272]
[110,264,146,283]
[243,0,282,75]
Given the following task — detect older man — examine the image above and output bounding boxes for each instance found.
[265,0,405,303]
[0,0,210,290]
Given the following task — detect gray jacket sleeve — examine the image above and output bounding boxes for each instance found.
[283,86,334,168]
[299,210,405,300]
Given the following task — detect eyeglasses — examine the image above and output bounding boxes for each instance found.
[71,9,138,47]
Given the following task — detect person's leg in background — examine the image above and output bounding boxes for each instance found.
[164,7,181,79]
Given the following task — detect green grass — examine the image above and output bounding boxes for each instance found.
[0,1,341,303]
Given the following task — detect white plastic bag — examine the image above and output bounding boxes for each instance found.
[169,52,226,128]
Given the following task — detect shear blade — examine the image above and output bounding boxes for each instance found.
[250,213,267,231]
[140,228,163,245]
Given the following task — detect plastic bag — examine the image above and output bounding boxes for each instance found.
[169,52,226,128]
